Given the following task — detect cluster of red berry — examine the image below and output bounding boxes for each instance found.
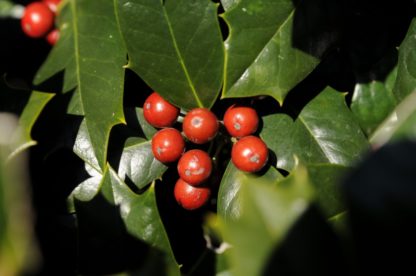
[20,0,60,45]
[143,92,269,210]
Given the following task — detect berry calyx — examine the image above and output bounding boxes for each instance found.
[143,92,179,128]
[224,106,259,137]
[152,128,185,163]
[183,108,218,144]
[177,149,212,185]
[46,29,59,45]
[174,178,211,210]
[42,0,61,13]
[231,136,268,172]
[21,2,54,38]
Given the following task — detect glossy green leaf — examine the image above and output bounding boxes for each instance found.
[118,137,167,190]
[371,91,416,147]
[136,108,157,140]
[261,87,369,171]
[351,64,397,136]
[222,0,324,103]
[73,119,101,173]
[34,0,126,170]
[219,162,313,276]
[117,0,224,110]
[217,162,284,222]
[393,19,416,101]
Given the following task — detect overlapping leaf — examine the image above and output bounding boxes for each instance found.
[118,137,167,190]
[222,0,330,103]
[217,162,313,276]
[260,87,369,172]
[117,0,224,110]
[34,0,126,170]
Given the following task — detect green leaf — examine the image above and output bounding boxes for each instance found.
[261,87,369,171]
[393,18,416,101]
[217,162,284,222]
[219,162,313,276]
[220,0,239,11]
[73,119,101,173]
[370,91,416,147]
[351,62,398,136]
[222,0,325,103]
[35,0,126,170]
[118,137,168,190]
[8,91,54,160]
[118,0,224,110]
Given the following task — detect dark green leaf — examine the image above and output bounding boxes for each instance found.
[261,87,369,171]
[351,64,397,136]
[393,19,416,101]
[118,0,224,110]
[222,0,325,103]
[35,0,126,170]
[118,137,167,190]
[73,119,101,173]
[217,162,284,222]
[219,162,313,276]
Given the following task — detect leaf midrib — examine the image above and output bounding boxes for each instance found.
[161,4,203,108]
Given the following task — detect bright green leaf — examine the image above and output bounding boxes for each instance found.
[261,87,369,171]
[118,137,168,190]
[220,0,239,11]
[118,0,224,110]
[222,0,327,103]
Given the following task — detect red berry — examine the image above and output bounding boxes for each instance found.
[42,0,61,13]
[143,92,179,128]
[21,2,54,38]
[46,29,59,45]
[177,149,212,185]
[224,106,259,137]
[231,136,268,172]
[183,108,218,144]
[152,128,185,163]
[174,178,211,210]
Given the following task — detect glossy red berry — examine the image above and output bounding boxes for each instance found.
[143,92,179,128]
[42,0,61,13]
[174,178,211,210]
[183,108,218,144]
[46,29,59,45]
[232,136,268,173]
[224,106,259,137]
[21,2,54,38]
[152,128,185,163]
[177,149,212,186]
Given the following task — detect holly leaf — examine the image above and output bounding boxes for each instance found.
[117,0,224,110]
[393,18,416,102]
[218,162,313,276]
[222,0,334,104]
[34,0,126,170]
[351,57,398,136]
[217,162,284,222]
[136,108,157,140]
[220,0,239,11]
[260,87,369,172]
[118,137,167,190]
